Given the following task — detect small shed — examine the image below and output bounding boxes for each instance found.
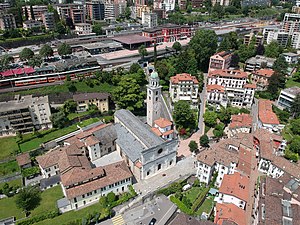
[208,188,218,196]
[16,152,32,169]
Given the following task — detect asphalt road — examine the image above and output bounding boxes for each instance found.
[198,73,207,135]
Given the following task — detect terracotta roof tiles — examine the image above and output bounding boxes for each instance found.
[16,152,31,167]
[154,117,172,128]
[229,114,252,129]
[170,73,199,84]
[258,99,279,125]
[215,203,246,225]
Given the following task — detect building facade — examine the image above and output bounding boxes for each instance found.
[23,20,43,30]
[73,92,110,113]
[147,72,162,127]
[42,12,55,30]
[86,0,105,21]
[250,69,274,90]
[208,51,232,72]
[142,12,158,28]
[245,55,276,72]
[277,86,300,110]
[74,23,93,35]
[0,14,16,30]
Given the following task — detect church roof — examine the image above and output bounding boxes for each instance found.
[150,71,158,78]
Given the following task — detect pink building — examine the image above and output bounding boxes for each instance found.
[209,51,232,72]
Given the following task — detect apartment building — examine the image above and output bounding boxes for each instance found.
[241,0,270,7]
[142,12,158,28]
[23,20,43,30]
[262,26,280,42]
[266,31,289,47]
[74,23,93,35]
[169,73,199,109]
[207,69,255,108]
[56,4,85,23]
[243,33,264,46]
[86,0,105,21]
[178,0,187,10]
[228,113,252,137]
[0,95,52,136]
[282,13,300,35]
[281,52,299,64]
[22,5,48,21]
[0,13,16,30]
[250,68,274,90]
[73,92,110,113]
[277,86,300,110]
[42,12,55,30]
[208,51,232,72]
[245,55,276,72]
[211,0,230,6]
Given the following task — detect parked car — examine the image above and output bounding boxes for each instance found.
[149,218,157,225]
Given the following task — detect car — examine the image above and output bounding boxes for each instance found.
[149,218,157,225]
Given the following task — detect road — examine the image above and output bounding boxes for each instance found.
[198,73,207,135]
[251,97,259,132]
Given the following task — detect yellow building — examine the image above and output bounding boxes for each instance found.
[73,93,110,113]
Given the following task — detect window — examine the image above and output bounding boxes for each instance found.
[74,198,77,203]
[147,170,150,176]
[169,160,173,165]
[82,194,85,198]
[158,148,163,154]
[158,164,161,170]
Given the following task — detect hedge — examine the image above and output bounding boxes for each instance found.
[191,187,209,212]
[170,196,193,215]
[128,185,137,197]
[16,210,60,225]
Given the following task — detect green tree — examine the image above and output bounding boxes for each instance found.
[173,100,197,131]
[291,118,300,135]
[50,111,70,128]
[200,134,209,147]
[172,41,182,53]
[19,48,34,61]
[273,55,288,74]
[58,43,72,57]
[129,63,141,74]
[187,4,192,13]
[39,44,53,58]
[212,3,224,19]
[188,140,198,152]
[175,49,198,76]
[267,71,285,99]
[213,123,225,138]
[15,186,41,216]
[289,136,300,154]
[47,5,60,23]
[55,22,67,35]
[125,7,131,19]
[265,41,281,58]
[203,111,218,127]
[153,42,157,62]
[28,54,42,68]
[189,30,218,71]
[291,94,300,118]
[112,76,144,111]
[0,54,14,70]
[30,5,35,20]
[63,100,77,114]
[230,0,241,8]
[138,45,148,60]
[99,196,108,207]
[92,23,102,35]
[107,192,116,204]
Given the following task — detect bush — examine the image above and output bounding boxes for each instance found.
[107,192,116,204]
[284,148,299,162]
[193,179,200,187]
[16,210,60,225]
[99,196,108,207]
[128,185,137,197]
[170,196,193,215]
[157,182,182,196]
[21,166,40,178]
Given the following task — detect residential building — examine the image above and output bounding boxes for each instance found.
[151,118,174,141]
[104,0,116,20]
[277,86,300,110]
[281,52,299,64]
[0,95,52,136]
[215,203,246,225]
[56,4,85,23]
[191,0,203,8]
[241,0,270,7]
[73,92,110,113]
[258,99,280,131]
[23,20,43,30]
[169,73,199,109]
[250,68,274,90]
[42,12,55,30]
[207,69,255,108]
[214,172,250,209]
[208,51,232,72]
[211,0,230,6]
[162,0,176,11]
[152,9,166,19]
[243,33,264,46]
[282,13,300,35]
[142,12,157,28]
[245,55,276,72]
[178,0,187,10]
[0,13,16,30]
[22,5,48,20]
[228,113,252,137]
[16,152,32,169]
[0,3,11,11]
[86,0,105,21]
[266,31,289,47]
[37,144,132,212]
[262,26,280,42]
[74,23,93,35]
[114,109,178,180]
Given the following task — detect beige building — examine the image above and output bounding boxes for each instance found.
[209,51,232,72]
[23,20,43,30]
[73,93,110,113]
[250,69,274,90]
[74,23,93,35]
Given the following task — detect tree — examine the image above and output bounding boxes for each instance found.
[153,43,157,62]
[273,55,288,74]
[203,111,218,127]
[39,44,53,58]
[30,5,35,20]
[19,48,34,61]
[256,44,265,55]
[291,118,300,135]
[112,76,144,111]
[138,45,148,60]
[291,94,300,118]
[107,192,116,204]
[189,30,218,71]
[129,63,141,74]
[58,43,72,57]
[289,136,300,154]
[63,100,77,114]
[265,41,281,58]
[24,6,29,20]
[267,71,285,99]
[175,49,198,76]
[47,5,60,23]
[15,186,41,215]
[172,41,182,53]
[125,7,131,19]
[173,100,197,131]
[200,134,209,147]
[65,17,74,29]
[92,23,102,35]
[99,196,108,207]
[28,55,42,68]
[213,123,225,138]
[237,44,255,63]
[188,140,198,152]
[212,3,224,19]
[0,54,14,70]
[187,4,192,13]
[230,0,241,8]
[55,22,67,35]
[50,111,70,128]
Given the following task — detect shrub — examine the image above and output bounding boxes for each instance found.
[170,196,193,215]
[157,182,182,196]
[107,192,116,204]
[99,196,108,207]
[16,210,60,225]
[191,187,209,212]
[128,185,137,197]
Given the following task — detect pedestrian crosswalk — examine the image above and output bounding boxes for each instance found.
[112,214,125,225]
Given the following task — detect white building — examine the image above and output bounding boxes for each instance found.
[207,69,256,108]
[142,12,157,28]
[277,86,300,110]
[266,31,289,47]
[208,51,232,72]
[151,118,174,141]
[162,0,175,11]
[281,52,299,64]
[0,95,52,137]
[169,73,199,109]
[228,113,252,137]
[74,23,93,35]
[23,20,43,30]
[263,26,280,42]
[245,55,276,72]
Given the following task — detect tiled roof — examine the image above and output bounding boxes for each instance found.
[207,84,225,93]
[219,172,250,202]
[215,203,246,225]
[76,123,110,139]
[65,161,132,199]
[85,135,100,146]
[237,147,254,177]
[154,117,172,128]
[258,99,279,125]
[16,152,31,166]
[253,69,274,78]
[151,127,162,137]
[215,51,232,59]
[170,73,199,84]
[36,148,63,168]
[244,83,256,89]
[229,114,252,129]
[163,129,174,136]
[73,92,110,102]
[208,69,248,79]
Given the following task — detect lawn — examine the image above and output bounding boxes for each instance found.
[19,117,100,152]
[285,77,300,88]
[0,186,63,220]
[283,124,294,142]
[185,187,202,203]
[196,196,214,216]
[0,136,19,161]
[67,111,91,120]
[0,178,22,190]
[0,160,20,176]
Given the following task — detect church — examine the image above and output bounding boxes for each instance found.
[114,70,178,180]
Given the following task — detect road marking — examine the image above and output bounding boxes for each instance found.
[112,214,125,225]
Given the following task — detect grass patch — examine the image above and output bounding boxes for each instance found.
[185,187,202,204]
[0,186,63,220]
[196,196,214,216]
[0,178,22,190]
[283,124,294,142]
[285,77,300,88]
[19,118,100,152]
[0,160,20,176]
[67,111,91,120]
[0,136,19,160]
